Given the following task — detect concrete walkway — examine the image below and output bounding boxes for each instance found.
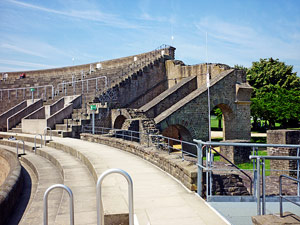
[1,132,230,225]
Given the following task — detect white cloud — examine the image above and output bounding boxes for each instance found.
[0,59,54,68]
[7,0,139,29]
[1,43,47,58]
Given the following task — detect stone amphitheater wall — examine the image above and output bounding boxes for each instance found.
[0,148,23,225]
[4,47,175,79]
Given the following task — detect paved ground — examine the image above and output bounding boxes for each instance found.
[1,132,230,225]
[210,201,300,225]
[211,131,266,139]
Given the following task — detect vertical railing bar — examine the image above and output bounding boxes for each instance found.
[44,127,53,145]
[297,147,300,196]
[262,158,266,215]
[43,184,74,225]
[34,134,43,154]
[96,169,134,225]
[256,156,261,215]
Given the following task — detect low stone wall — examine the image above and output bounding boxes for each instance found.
[0,148,23,225]
[80,133,198,191]
[267,130,300,177]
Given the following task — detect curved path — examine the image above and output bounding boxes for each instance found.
[1,132,229,225]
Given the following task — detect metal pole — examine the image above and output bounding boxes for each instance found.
[279,176,283,217]
[206,145,209,199]
[256,157,261,215]
[197,144,203,197]
[297,148,300,196]
[261,158,266,215]
[96,169,134,225]
[31,90,34,103]
[253,147,257,196]
[92,110,95,135]
[43,184,74,225]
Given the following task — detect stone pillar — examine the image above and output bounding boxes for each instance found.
[267,130,300,177]
[220,139,252,164]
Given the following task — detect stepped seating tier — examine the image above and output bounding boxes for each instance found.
[0,131,228,225]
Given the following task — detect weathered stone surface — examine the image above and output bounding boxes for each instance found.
[267,130,300,177]
[252,212,300,225]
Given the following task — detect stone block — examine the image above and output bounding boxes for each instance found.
[267,130,300,177]
[220,139,251,164]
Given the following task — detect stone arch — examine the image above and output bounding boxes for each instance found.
[113,115,127,129]
[162,124,197,156]
[212,102,235,140]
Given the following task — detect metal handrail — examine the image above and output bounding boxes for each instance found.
[16,139,25,158]
[56,76,108,96]
[211,147,253,195]
[44,127,53,145]
[34,134,43,154]
[96,169,134,225]
[249,155,300,215]
[280,175,300,217]
[0,84,54,100]
[195,139,300,149]
[43,184,74,225]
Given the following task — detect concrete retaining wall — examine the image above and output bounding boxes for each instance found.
[8,99,43,130]
[0,100,27,131]
[0,148,23,225]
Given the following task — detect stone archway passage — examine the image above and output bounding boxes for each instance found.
[113,115,127,129]
[162,124,197,156]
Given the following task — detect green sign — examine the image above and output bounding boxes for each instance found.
[30,88,35,92]
[90,105,97,110]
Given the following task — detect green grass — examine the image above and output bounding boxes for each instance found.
[237,150,270,176]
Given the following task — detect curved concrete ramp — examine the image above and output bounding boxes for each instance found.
[1,132,229,225]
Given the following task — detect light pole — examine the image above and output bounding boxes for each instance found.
[206,32,211,142]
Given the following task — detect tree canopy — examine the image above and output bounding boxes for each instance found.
[247,58,300,128]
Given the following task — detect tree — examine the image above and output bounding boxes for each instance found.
[212,107,223,130]
[247,58,300,129]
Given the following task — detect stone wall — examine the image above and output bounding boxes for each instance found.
[80,133,250,197]
[157,69,252,142]
[267,130,300,177]
[0,148,23,225]
[165,60,231,88]
[220,140,252,164]
[119,58,169,109]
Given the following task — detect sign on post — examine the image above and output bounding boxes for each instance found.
[90,105,97,110]
[90,105,96,134]
[30,88,35,103]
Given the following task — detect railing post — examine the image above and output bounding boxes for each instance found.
[34,134,43,154]
[297,147,300,196]
[168,138,170,154]
[256,156,261,215]
[44,127,53,145]
[16,140,25,158]
[43,184,74,225]
[261,158,266,215]
[92,110,95,135]
[197,143,203,197]
[96,169,134,225]
[279,176,283,217]
[252,147,257,196]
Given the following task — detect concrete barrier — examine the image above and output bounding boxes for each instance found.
[7,99,43,131]
[0,100,27,131]
[0,148,23,225]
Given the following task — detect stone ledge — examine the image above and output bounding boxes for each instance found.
[0,148,23,225]
[252,212,300,225]
[80,133,198,191]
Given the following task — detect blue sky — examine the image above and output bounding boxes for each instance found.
[0,0,300,75]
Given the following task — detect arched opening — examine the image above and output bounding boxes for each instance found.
[162,125,196,156]
[210,103,234,141]
[113,115,127,129]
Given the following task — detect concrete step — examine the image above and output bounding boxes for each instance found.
[0,143,64,225]
[55,124,70,131]
[11,127,22,133]
[0,137,98,225]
